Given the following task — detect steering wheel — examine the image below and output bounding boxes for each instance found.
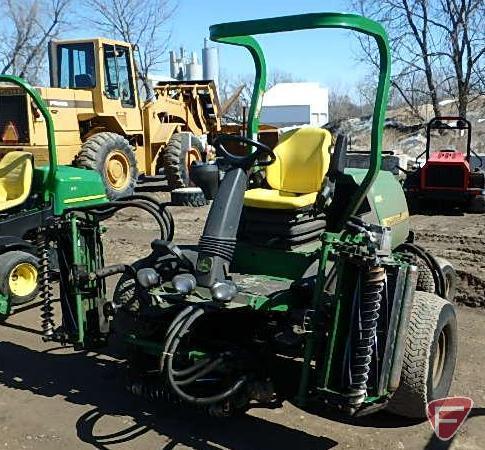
[212,134,276,170]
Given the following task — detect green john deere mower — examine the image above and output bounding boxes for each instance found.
[109,12,457,419]
[2,13,458,421]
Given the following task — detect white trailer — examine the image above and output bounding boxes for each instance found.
[260,82,329,128]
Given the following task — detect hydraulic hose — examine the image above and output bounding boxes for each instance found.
[172,357,213,377]
[174,357,224,386]
[160,306,197,374]
[397,243,446,298]
[71,199,173,241]
[162,306,247,405]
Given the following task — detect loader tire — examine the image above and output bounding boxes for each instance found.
[171,187,208,207]
[387,292,457,418]
[163,133,204,189]
[75,132,137,200]
[0,251,39,306]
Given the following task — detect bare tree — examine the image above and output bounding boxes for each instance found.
[0,0,71,83]
[438,0,485,116]
[329,87,363,122]
[267,69,303,88]
[353,0,485,118]
[86,0,176,97]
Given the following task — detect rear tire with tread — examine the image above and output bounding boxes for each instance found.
[416,258,435,293]
[387,291,457,418]
[163,133,204,189]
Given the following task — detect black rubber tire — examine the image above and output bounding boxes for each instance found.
[75,132,138,200]
[387,292,457,418]
[163,133,204,189]
[171,187,208,207]
[0,251,39,306]
[434,257,457,301]
[416,257,435,293]
[468,194,485,213]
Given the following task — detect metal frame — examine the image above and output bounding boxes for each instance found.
[210,12,391,226]
[425,116,472,160]
[0,75,58,198]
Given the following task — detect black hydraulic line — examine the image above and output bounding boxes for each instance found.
[120,194,169,211]
[172,357,213,377]
[175,357,224,386]
[164,306,247,405]
[397,243,445,298]
[159,306,197,373]
[119,195,174,241]
[71,200,169,240]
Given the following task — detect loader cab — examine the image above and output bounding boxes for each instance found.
[48,38,142,132]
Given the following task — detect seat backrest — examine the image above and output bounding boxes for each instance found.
[266,127,332,194]
[0,152,33,204]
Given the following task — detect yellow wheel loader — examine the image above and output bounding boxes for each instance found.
[0,38,221,199]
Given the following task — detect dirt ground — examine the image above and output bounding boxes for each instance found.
[1,191,484,450]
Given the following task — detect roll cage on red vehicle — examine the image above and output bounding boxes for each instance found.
[405,116,485,211]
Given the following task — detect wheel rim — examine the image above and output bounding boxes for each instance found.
[444,274,451,298]
[9,262,38,297]
[105,150,131,191]
[432,328,447,388]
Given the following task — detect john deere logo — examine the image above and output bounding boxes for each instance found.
[197,256,212,273]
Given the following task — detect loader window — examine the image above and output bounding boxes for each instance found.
[57,43,96,89]
[103,44,136,107]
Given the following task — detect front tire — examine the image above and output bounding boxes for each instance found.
[0,251,39,306]
[75,132,138,200]
[387,291,457,418]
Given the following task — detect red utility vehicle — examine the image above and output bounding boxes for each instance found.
[404,116,485,212]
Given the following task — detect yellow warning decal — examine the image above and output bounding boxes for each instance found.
[382,210,409,227]
[64,194,107,204]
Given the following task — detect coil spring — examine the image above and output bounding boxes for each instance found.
[349,266,385,405]
[37,229,55,339]
[127,379,181,404]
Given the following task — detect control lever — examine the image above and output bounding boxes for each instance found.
[151,239,194,271]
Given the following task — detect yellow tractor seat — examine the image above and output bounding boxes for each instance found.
[244,127,332,210]
[0,152,34,212]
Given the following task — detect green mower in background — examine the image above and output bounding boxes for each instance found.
[0,75,173,323]
[0,12,458,422]
[0,75,108,320]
